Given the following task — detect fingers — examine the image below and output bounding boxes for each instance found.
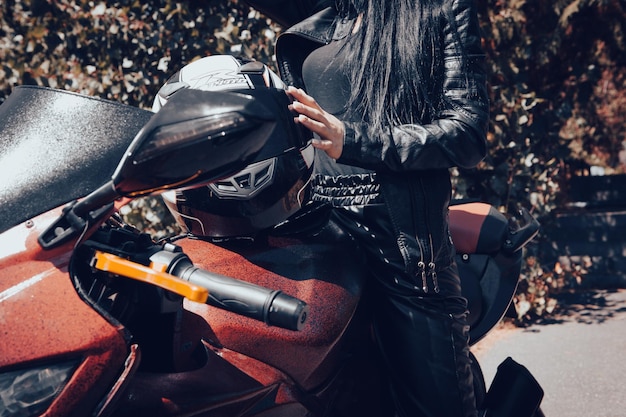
[287,86,345,160]
[286,86,316,107]
[287,89,329,136]
[291,103,322,123]
[295,112,320,129]
[311,138,333,150]
[287,87,332,134]
[291,107,337,143]
[288,87,325,122]
[311,136,343,160]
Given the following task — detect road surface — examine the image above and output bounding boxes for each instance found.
[473,289,626,417]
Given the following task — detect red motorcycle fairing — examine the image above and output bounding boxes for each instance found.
[178,235,366,391]
[104,230,368,417]
[0,210,130,416]
[115,339,314,417]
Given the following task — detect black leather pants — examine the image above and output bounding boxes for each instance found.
[332,205,478,417]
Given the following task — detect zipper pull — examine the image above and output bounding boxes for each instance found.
[418,261,428,293]
[428,262,440,293]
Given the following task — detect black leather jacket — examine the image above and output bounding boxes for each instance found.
[246,0,489,281]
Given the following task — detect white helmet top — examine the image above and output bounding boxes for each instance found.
[152,55,285,112]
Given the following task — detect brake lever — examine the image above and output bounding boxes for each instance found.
[91,250,209,303]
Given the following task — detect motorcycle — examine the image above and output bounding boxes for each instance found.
[0,80,543,417]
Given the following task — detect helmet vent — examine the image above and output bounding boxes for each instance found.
[209,158,276,200]
[254,164,272,186]
[235,174,251,189]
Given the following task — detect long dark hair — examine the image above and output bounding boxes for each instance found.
[336,0,447,132]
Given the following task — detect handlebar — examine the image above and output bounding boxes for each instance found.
[156,249,309,331]
[90,228,309,331]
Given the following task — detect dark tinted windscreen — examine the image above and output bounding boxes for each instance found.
[0,86,153,234]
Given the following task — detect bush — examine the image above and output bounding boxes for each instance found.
[468,0,626,322]
[0,0,279,106]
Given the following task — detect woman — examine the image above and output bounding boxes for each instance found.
[245,0,489,415]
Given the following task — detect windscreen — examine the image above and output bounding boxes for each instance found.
[0,86,153,234]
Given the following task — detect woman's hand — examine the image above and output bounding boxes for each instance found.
[287,86,345,160]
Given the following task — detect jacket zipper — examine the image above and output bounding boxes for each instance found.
[408,179,427,292]
[415,179,440,294]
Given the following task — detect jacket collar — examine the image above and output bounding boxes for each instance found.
[280,7,355,44]
[275,7,356,87]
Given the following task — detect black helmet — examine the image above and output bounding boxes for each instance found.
[155,55,314,240]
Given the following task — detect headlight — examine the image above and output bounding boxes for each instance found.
[0,360,78,417]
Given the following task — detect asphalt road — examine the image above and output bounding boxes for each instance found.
[473,289,626,417]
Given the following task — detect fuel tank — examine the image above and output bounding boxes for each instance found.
[177,232,366,391]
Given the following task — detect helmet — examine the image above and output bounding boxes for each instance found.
[154,55,314,240]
